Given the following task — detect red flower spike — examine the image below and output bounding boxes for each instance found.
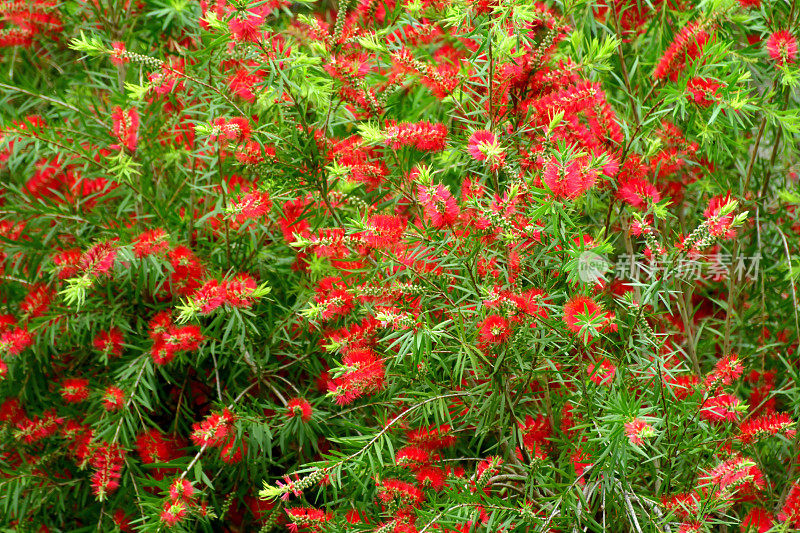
[102,386,126,411]
[160,500,188,527]
[738,412,796,444]
[766,30,798,66]
[93,327,125,358]
[61,378,90,403]
[286,397,313,422]
[418,184,459,228]
[169,478,195,502]
[111,107,139,152]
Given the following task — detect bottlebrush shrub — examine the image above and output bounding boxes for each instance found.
[1,0,800,531]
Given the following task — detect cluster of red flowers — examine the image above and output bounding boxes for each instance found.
[0,0,62,48]
[2,0,799,528]
[190,409,246,464]
[93,327,125,358]
[60,378,90,403]
[111,107,139,152]
[285,506,333,533]
[89,443,124,501]
[654,22,711,81]
[766,30,799,66]
[562,295,616,339]
[328,347,386,405]
[286,397,313,422]
[189,273,261,315]
[160,478,196,527]
[383,121,448,152]
[148,311,206,365]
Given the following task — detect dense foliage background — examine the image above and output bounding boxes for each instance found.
[1,0,800,531]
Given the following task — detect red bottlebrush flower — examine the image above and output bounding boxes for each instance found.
[135,429,175,464]
[229,190,272,222]
[377,479,425,508]
[345,508,367,524]
[149,311,173,339]
[416,466,446,490]
[236,140,275,164]
[703,193,737,239]
[168,246,205,296]
[543,157,597,199]
[191,409,236,447]
[571,448,592,483]
[227,67,263,102]
[363,214,407,249]
[165,325,205,352]
[133,228,169,258]
[677,522,703,533]
[211,117,252,143]
[328,348,386,405]
[0,359,7,380]
[624,418,655,445]
[79,241,118,277]
[102,386,126,411]
[62,420,95,463]
[169,478,195,502]
[90,443,124,501]
[477,314,512,349]
[662,492,703,521]
[406,424,457,451]
[738,412,796,444]
[702,455,764,494]
[654,22,710,81]
[149,59,185,96]
[285,507,333,533]
[61,378,90,403]
[418,184,459,228]
[617,177,661,209]
[766,30,798,66]
[112,508,132,532]
[518,414,551,454]
[475,456,503,486]
[20,284,55,317]
[111,107,139,151]
[563,296,614,337]
[587,358,616,386]
[224,273,259,308]
[193,279,228,314]
[665,374,700,400]
[0,398,25,424]
[384,121,448,152]
[110,41,128,66]
[93,327,125,358]
[467,130,505,170]
[0,315,14,333]
[53,248,82,279]
[229,11,265,42]
[741,507,774,532]
[687,77,723,107]
[701,393,744,422]
[220,437,247,464]
[314,277,355,321]
[396,446,430,469]
[286,397,313,422]
[704,353,743,390]
[779,482,800,528]
[161,500,188,527]
[0,327,32,356]
[15,410,64,443]
[151,340,176,366]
